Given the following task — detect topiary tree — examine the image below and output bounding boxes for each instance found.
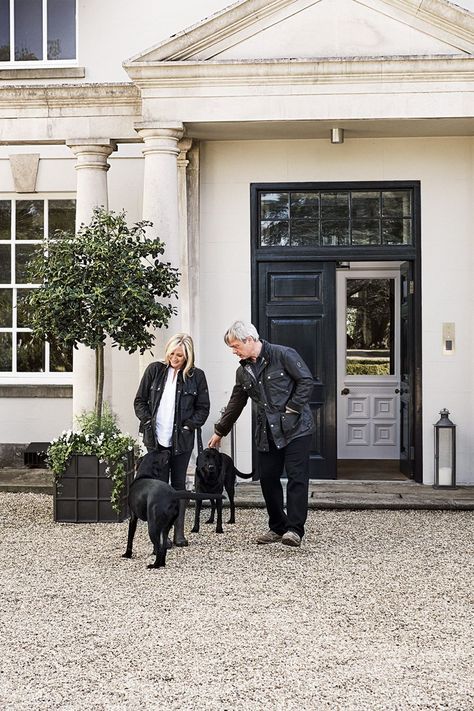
[27,207,179,425]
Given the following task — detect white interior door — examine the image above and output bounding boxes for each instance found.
[337,264,401,460]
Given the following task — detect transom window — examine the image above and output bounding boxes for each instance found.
[259,190,413,247]
[0,198,75,376]
[0,0,76,62]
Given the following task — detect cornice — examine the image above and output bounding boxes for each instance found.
[0,83,141,111]
[127,54,474,88]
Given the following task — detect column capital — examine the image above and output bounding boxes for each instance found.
[66,139,117,171]
[136,122,184,158]
[177,138,192,169]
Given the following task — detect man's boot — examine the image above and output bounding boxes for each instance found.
[173,500,188,547]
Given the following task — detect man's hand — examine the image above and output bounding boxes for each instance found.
[208,433,222,449]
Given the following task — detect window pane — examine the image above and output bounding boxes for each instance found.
[382,191,412,218]
[0,201,11,240]
[0,0,10,61]
[351,220,380,245]
[321,220,349,246]
[16,200,44,240]
[0,332,12,371]
[16,244,39,283]
[321,193,349,220]
[15,0,43,60]
[290,193,319,219]
[50,340,73,372]
[17,333,45,372]
[260,220,289,246]
[49,199,76,235]
[346,279,394,376]
[0,288,12,326]
[290,220,319,246]
[16,288,33,327]
[260,193,289,220]
[47,0,76,59]
[0,244,11,282]
[382,219,412,245]
[351,192,380,220]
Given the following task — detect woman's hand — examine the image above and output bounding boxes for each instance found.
[208,433,222,449]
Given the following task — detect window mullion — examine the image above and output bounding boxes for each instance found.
[9,0,14,62]
[43,0,47,61]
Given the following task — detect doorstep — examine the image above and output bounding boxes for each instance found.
[1,469,473,511]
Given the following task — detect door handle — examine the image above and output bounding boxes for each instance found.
[341,387,350,395]
[395,388,400,394]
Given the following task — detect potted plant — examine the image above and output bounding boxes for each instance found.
[27,207,179,521]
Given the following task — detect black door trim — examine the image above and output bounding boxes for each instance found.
[251,181,423,483]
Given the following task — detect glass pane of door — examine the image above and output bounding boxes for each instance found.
[346,278,394,375]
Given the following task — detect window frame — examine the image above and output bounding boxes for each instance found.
[0,193,75,384]
[251,181,420,262]
[0,0,78,66]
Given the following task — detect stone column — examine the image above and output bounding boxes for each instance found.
[66,139,116,421]
[186,142,201,348]
[177,138,192,335]
[136,123,184,372]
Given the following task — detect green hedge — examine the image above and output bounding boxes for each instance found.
[346,362,389,376]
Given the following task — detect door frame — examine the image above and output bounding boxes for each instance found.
[251,181,422,482]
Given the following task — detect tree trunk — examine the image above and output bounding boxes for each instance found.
[95,343,104,425]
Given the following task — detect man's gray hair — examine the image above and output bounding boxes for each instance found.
[224,320,260,345]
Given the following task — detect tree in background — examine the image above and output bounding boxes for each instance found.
[27,207,179,424]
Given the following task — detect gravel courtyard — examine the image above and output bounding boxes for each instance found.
[0,493,473,711]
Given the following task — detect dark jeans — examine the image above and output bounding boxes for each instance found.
[257,434,312,539]
[147,444,191,490]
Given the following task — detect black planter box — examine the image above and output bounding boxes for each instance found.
[54,452,135,523]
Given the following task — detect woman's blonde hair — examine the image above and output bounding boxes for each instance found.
[164,333,195,379]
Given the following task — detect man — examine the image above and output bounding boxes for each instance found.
[208,321,315,547]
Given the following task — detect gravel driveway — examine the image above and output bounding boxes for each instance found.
[0,493,473,710]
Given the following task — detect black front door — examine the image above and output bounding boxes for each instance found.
[257,261,336,478]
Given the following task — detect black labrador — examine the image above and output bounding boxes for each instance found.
[191,448,253,535]
[122,450,223,569]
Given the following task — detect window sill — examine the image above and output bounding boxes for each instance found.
[0,67,85,80]
[0,384,72,398]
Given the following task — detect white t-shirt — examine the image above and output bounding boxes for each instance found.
[155,367,178,447]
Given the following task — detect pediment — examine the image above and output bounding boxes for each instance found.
[126,0,474,65]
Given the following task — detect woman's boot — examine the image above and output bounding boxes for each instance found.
[173,500,188,547]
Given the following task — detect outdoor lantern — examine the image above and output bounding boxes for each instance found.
[433,408,456,488]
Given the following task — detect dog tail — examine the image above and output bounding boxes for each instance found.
[173,490,225,502]
[232,467,254,479]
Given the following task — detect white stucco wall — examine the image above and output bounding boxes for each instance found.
[199,136,474,483]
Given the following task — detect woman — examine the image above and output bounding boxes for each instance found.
[134,333,210,547]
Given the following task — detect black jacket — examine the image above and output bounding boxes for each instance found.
[134,361,210,455]
[214,341,315,451]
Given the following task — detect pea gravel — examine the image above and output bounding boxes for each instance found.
[0,493,473,711]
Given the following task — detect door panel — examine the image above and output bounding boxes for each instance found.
[258,262,336,478]
[337,269,400,460]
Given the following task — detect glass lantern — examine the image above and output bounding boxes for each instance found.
[433,409,456,488]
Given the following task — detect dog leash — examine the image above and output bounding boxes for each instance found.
[196,427,204,455]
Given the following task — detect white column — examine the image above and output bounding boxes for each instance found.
[177,137,192,335]
[66,139,116,421]
[136,123,184,372]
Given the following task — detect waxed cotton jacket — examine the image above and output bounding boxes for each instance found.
[134,361,210,455]
[214,341,315,451]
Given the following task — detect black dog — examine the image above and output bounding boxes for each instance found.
[122,450,223,569]
[191,448,253,535]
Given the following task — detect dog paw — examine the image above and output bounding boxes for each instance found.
[205,519,215,525]
[227,519,235,524]
[190,527,199,533]
[216,529,224,534]
[122,552,132,558]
